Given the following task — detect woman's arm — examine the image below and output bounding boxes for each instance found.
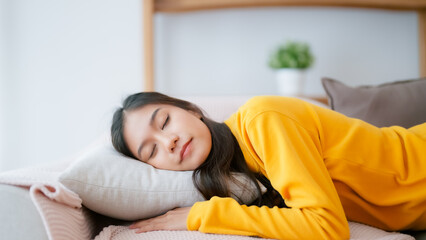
[188,111,350,239]
[129,207,191,233]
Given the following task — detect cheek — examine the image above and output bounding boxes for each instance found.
[201,125,212,154]
[150,156,165,169]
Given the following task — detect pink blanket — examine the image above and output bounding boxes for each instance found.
[0,167,92,240]
[0,166,415,240]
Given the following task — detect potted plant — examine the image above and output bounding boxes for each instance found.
[268,41,314,95]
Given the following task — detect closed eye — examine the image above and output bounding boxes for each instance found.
[147,114,168,161]
[162,115,169,129]
[149,144,157,160]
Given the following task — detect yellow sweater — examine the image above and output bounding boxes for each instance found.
[187,96,426,239]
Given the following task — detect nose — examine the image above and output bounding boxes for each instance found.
[159,133,179,153]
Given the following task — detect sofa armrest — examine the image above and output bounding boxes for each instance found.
[0,184,49,240]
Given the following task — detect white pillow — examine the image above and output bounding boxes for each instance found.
[59,135,262,221]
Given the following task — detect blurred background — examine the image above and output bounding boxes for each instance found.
[0,0,420,171]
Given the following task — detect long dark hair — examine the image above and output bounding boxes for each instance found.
[111,92,284,207]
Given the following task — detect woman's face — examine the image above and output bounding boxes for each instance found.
[123,104,212,171]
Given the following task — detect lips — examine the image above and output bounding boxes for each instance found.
[180,138,192,162]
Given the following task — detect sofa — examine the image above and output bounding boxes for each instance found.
[1,78,426,239]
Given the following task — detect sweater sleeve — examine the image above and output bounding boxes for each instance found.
[187,111,350,239]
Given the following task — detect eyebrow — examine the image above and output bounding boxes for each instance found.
[137,107,161,160]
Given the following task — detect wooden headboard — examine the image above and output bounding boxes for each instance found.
[143,0,426,91]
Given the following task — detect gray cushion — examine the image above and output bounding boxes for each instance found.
[321,77,426,128]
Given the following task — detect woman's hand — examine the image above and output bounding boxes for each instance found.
[129,207,191,233]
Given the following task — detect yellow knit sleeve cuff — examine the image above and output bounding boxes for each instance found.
[187,201,208,231]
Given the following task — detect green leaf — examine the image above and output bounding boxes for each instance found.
[268,41,314,69]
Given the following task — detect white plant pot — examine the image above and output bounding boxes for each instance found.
[275,69,306,96]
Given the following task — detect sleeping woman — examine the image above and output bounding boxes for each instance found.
[110,92,426,239]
